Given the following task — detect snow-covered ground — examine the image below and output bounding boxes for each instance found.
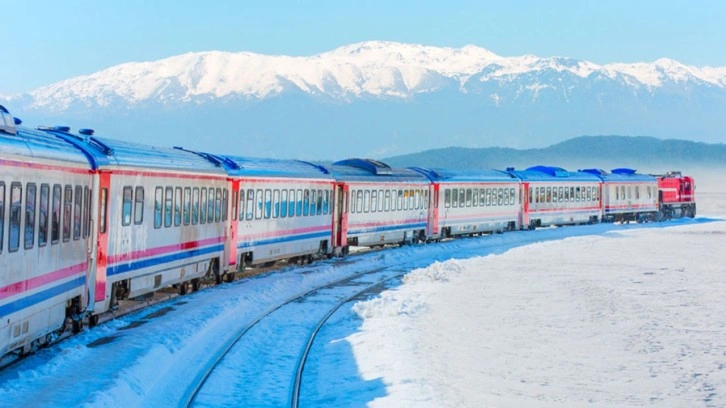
[0,192,723,407]
[344,192,726,407]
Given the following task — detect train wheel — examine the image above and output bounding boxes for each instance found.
[89,314,99,328]
[178,282,187,296]
[192,278,200,292]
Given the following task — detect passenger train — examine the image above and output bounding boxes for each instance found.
[0,104,697,359]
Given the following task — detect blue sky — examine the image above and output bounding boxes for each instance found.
[3,0,725,94]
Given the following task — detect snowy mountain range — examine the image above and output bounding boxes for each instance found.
[4,41,726,160]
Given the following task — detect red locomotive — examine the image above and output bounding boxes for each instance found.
[654,171,696,219]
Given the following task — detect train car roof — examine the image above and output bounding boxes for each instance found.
[579,168,656,182]
[409,167,517,183]
[325,158,429,183]
[506,165,601,182]
[214,155,335,180]
[1,125,92,167]
[36,127,227,175]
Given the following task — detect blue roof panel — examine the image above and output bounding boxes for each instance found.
[220,155,335,179]
[507,165,601,182]
[409,167,516,183]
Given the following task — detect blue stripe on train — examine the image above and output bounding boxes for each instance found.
[237,230,331,249]
[107,244,224,276]
[348,222,427,235]
[0,276,86,317]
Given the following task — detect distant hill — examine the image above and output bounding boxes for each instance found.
[382,136,726,172]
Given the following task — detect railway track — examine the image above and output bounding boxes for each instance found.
[182,265,406,407]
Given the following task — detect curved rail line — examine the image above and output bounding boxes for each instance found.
[290,271,404,408]
[182,264,396,407]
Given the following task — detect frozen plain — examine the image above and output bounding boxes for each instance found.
[0,192,723,407]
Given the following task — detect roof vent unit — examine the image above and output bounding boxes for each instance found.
[611,168,637,175]
[79,128,95,135]
[333,158,393,175]
[14,117,22,125]
[579,168,606,175]
[0,104,17,135]
[525,165,569,177]
[53,125,71,132]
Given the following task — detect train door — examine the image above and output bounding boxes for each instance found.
[88,171,110,312]
[427,183,439,238]
[332,182,348,255]
[226,179,239,270]
[521,182,530,228]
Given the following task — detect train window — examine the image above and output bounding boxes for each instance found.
[310,189,317,215]
[9,183,22,252]
[273,189,280,218]
[424,190,429,209]
[25,183,36,249]
[215,188,222,223]
[208,188,215,223]
[647,186,652,199]
[586,187,592,201]
[593,186,599,201]
[322,190,327,215]
[199,188,207,224]
[296,189,303,217]
[558,187,564,202]
[253,189,262,220]
[501,188,509,208]
[192,187,200,225]
[349,190,356,213]
[414,190,420,209]
[74,186,82,240]
[289,189,296,217]
[264,189,272,219]
[464,189,471,207]
[627,187,632,200]
[122,186,133,226]
[353,190,361,214]
[377,190,383,213]
[183,187,191,225]
[154,187,163,229]
[510,188,516,205]
[450,188,457,208]
[99,187,108,234]
[0,182,4,252]
[63,185,72,242]
[399,190,406,211]
[83,187,91,238]
[370,190,377,212]
[444,189,451,208]
[280,189,288,218]
[239,189,247,221]
[164,187,173,228]
[174,187,182,226]
[231,189,237,221]
[382,190,389,211]
[619,186,625,201]
[222,189,228,222]
[38,184,49,247]
[324,190,330,214]
[564,187,570,202]
[471,189,478,207]
[409,190,415,210]
[246,190,255,220]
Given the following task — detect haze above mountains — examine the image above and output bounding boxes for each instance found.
[3,41,725,160]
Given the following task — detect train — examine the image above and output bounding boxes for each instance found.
[0,104,696,359]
